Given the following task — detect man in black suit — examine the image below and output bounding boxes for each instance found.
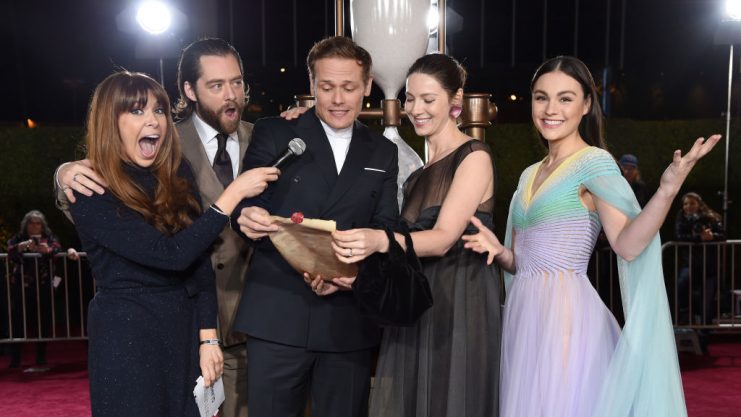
[233,36,399,417]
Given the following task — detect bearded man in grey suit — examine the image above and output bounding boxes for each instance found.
[55,38,253,417]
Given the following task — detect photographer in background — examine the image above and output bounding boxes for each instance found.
[675,192,725,331]
[6,210,78,369]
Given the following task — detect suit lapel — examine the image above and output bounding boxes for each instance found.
[177,117,225,207]
[296,109,339,189]
[236,122,252,171]
[322,121,374,214]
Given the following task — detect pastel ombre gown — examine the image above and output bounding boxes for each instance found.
[501,147,686,417]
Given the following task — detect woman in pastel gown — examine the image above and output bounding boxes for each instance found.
[308,53,501,417]
[462,56,719,417]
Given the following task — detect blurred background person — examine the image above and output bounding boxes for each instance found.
[5,210,78,369]
[675,192,725,328]
[619,153,649,208]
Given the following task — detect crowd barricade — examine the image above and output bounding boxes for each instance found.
[1,252,93,343]
[3,241,739,344]
[589,240,741,354]
[589,240,740,330]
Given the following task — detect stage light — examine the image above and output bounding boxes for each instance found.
[280,67,286,73]
[26,118,37,128]
[727,0,741,21]
[136,1,172,35]
[509,94,517,101]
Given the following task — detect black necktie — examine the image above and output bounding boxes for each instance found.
[213,134,234,188]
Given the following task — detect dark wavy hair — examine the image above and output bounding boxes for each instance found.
[678,192,722,222]
[406,53,467,98]
[530,56,606,150]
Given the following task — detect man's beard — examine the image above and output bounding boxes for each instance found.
[195,98,245,135]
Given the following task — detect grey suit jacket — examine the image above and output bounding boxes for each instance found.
[177,116,253,347]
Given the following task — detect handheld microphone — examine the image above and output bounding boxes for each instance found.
[269,138,306,169]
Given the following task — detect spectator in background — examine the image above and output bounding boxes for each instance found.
[0,213,11,357]
[619,153,649,208]
[675,192,725,327]
[0,214,11,252]
[5,210,78,369]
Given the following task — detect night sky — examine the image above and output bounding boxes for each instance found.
[0,0,734,125]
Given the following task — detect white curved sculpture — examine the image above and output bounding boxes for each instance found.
[351,0,428,209]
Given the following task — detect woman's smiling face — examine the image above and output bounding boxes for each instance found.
[531,70,590,145]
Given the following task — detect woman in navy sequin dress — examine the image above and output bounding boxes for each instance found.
[68,72,278,417]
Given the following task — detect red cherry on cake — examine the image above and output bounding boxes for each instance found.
[290,212,304,224]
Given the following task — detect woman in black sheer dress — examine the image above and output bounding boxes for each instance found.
[68,71,278,417]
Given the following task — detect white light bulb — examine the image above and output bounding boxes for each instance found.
[727,0,741,21]
[136,1,172,34]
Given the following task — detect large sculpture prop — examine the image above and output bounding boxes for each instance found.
[350,0,427,208]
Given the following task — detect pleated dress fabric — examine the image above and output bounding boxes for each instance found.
[501,147,686,417]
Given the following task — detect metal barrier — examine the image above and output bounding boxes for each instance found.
[3,240,739,344]
[1,252,93,343]
[588,240,741,331]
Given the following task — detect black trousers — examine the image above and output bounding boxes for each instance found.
[246,337,371,417]
[8,279,51,365]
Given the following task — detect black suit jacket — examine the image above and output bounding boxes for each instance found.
[232,108,399,352]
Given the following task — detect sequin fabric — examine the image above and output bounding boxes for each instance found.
[69,162,225,416]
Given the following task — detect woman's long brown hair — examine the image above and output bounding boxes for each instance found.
[85,71,201,234]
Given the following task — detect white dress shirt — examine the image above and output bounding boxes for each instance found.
[319,120,353,173]
[192,112,240,178]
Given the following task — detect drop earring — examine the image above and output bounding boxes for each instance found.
[449,105,462,119]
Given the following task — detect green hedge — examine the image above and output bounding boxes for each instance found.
[399,118,738,240]
[0,126,85,247]
[1,118,738,248]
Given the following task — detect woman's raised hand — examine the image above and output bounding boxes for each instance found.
[658,135,721,198]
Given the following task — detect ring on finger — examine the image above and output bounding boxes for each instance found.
[348,248,353,257]
[72,173,80,183]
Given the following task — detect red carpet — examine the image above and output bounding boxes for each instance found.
[679,334,741,417]
[0,337,739,416]
[0,341,90,416]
